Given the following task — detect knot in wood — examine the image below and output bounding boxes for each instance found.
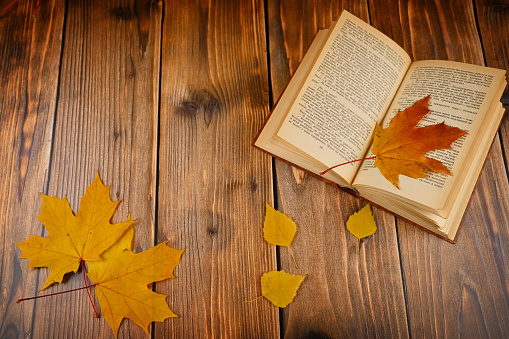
[112,7,130,21]
[182,102,199,116]
[207,227,217,237]
[180,94,220,126]
[248,180,258,192]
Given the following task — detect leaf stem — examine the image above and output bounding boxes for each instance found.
[288,247,298,269]
[320,156,376,176]
[81,259,99,318]
[33,0,42,17]
[0,0,19,18]
[244,295,264,303]
[0,0,43,19]
[17,283,99,304]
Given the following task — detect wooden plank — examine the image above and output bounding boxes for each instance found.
[24,0,162,337]
[474,0,509,103]
[369,0,509,337]
[156,0,278,337]
[0,0,64,337]
[476,0,509,232]
[268,1,409,337]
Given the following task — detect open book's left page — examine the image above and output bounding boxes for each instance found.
[254,28,344,181]
[276,10,411,184]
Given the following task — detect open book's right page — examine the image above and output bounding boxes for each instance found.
[353,60,506,213]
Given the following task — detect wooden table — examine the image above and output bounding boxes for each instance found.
[1,0,508,338]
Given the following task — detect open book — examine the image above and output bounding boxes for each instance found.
[254,10,507,242]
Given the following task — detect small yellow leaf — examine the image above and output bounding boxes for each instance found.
[261,270,305,308]
[263,204,296,247]
[346,204,377,240]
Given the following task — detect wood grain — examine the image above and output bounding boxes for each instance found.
[156,0,278,337]
[476,0,509,240]
[1,1,508,338]
[268,1,408,337]
[475,0,509,103]
[370,0,509,337]
[0,0,64,338]
[23,0,162,337]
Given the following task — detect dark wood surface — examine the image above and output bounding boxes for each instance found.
[1,0,508,338]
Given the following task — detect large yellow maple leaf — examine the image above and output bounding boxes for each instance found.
[16,174,133,290]
[87,227,185,338]
[372,96,467,188]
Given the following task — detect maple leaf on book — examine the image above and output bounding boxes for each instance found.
[321,96,467,187]
[371,95,468,188]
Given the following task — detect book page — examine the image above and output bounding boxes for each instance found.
[276,10,411,184]
[254,29,352,186]
[353,60,506,212]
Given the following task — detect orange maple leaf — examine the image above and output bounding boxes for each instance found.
[371,96,468,188]
[87,227,185,338]
[15,174,134,290]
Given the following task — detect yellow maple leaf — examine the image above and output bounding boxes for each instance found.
[15,174,134,290]
[260,270,305,308]
[263,204,298,267]
[346,204,377,240]
[87,227,184,338]
[372,96,467,188]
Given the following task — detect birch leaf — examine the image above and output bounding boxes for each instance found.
[346,204,377,240]
[261,270,306,308]
[263,204,298,267]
